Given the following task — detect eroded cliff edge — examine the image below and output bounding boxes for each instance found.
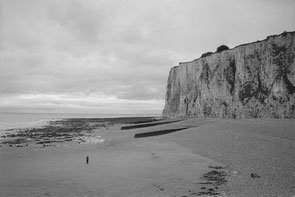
[163,31,295,118]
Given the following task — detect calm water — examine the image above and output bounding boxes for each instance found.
[0,112,158,134]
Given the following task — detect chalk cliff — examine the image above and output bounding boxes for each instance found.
[163,31,295,118]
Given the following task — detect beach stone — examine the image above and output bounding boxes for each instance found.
[251,173,261,178]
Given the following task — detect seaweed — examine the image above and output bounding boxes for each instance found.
[197,166,229,196]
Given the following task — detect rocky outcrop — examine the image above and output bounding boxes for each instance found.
[163,31,295,118]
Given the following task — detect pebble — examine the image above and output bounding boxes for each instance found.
[251,173,260,178]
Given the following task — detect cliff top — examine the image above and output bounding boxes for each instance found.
[176,31,295,67]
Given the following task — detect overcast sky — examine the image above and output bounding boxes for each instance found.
[0,0,294,115]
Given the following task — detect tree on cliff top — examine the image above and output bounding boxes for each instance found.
[216,45,229,52]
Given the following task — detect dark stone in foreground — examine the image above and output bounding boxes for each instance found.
[134,127,190,138]
[251,173,260,178]
[198,166,229,196]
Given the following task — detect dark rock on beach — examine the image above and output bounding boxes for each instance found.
[197,166,229,196]
[251,173,261,178]
[1,117,159,147]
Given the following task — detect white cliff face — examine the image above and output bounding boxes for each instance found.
[163,32,295,118]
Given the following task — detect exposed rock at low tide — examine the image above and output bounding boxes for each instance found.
[1,117,157,147]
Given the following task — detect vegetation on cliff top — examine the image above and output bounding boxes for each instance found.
[216,45,229,52]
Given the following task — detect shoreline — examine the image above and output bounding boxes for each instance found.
[1,117,294,196]
[0,117,160,147]
[0,117,225,197]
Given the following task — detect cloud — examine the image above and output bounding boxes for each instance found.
[0,0,294,114]
[0,93,164,114]
[49,0,107,45]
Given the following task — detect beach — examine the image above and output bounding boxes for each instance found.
[0,117,294,196]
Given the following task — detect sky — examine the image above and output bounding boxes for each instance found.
[0,0,294,115]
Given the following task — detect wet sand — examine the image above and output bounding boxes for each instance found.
[0,118,294,196]
[0,118,223,197]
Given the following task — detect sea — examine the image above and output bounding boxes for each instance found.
[0,112,159,136]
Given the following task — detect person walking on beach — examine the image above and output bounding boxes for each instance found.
[86,155,89,164]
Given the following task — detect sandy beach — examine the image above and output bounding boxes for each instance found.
[0,117,294,196]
